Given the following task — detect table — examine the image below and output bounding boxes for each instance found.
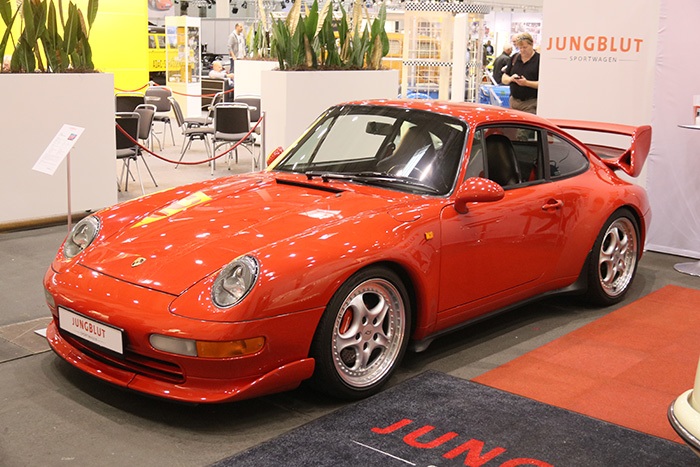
[674,124,700,276]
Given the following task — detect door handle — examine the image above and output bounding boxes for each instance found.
[541,199,563,211]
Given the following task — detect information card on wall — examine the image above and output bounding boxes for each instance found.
[32,124,85,175]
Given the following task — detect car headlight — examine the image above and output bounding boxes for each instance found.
[63,216,101,259]
[211,256,259,308]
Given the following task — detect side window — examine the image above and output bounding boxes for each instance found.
[466,126,543,187]
[547,132,589,179]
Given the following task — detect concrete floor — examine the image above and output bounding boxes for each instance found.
[1,129,699,466]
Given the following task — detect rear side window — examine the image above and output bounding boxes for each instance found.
[547,132,589,179]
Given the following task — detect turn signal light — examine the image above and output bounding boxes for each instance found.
[196,337,265,358]
[150,334,265,358]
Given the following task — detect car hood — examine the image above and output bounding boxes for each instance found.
[80,173,403,295]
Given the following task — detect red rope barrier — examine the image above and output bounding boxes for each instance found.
[116,115,263,166]
[170,87,236,98]
[115,83,237,98]
[114,84,150,93]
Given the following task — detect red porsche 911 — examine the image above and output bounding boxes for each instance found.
[44,100,651,403]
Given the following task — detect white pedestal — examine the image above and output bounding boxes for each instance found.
[170,82,202,118]
[260,69,399,153]
[0,74,117,227]
[235,60,279,97]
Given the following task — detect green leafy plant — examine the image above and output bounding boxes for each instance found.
[0,0,99,73]
[268,0,389,71]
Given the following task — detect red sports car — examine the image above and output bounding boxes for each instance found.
[44,100,651,403]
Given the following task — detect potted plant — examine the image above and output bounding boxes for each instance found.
[258,0,399,152]
[1,0,98,72]
[0,0,116,229]
[235,5,278,97]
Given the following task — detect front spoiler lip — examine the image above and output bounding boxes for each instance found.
[46,320,315,403]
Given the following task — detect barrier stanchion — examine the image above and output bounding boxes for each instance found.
[261,110,266,169]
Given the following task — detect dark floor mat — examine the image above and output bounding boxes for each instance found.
[212,371,697,466]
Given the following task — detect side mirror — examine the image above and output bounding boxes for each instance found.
[454,177,505,214]
[266,146,284,166]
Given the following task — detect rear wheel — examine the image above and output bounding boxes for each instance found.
[309,266,411,400]
[585,210,639,306]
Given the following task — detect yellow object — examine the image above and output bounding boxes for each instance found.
[2,0,148,91]
[149,31,167,73]
[89,0,149,92]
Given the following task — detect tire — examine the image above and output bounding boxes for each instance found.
[585,210,640,306]
[309,266,411,400]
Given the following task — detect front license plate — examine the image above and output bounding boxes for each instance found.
[58,308,124,355]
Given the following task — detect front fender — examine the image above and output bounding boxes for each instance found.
[169,209,444,334]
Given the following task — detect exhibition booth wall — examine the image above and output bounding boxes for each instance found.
[539,0,699,260]
[646,0,700,259]
[84,0,149,92]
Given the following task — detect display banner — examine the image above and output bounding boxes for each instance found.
[538,0,700,261]
[538,0,659,126]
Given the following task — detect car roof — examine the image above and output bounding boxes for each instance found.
[341,99,558,130]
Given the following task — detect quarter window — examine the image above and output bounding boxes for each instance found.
[546,132,589,178]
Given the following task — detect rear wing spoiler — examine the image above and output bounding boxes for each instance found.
[551,119,652,177]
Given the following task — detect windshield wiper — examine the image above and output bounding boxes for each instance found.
[304,171,440,194]
[305,171,353,182]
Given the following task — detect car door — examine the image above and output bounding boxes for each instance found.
[437,125,566,322]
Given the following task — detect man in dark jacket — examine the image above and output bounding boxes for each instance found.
[492,45,513,85]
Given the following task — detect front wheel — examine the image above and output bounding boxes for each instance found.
[309,266,411,400]
[585,210,640,306]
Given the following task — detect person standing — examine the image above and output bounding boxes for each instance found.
[502,33,540,114]
[484,40,494,56]
[228,23,246,69]
[492,44,513,85]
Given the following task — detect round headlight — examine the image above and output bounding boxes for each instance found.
[212,256,259,308]
[63,216,101,259]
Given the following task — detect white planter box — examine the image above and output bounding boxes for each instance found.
[235,60,279,97]
[0,73,117,227]
[261,69,399,153]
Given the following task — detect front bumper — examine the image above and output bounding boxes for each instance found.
[44,265,322,403]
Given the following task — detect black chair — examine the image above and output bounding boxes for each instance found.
[211,103,256,172]
[115,93,145,112]
[115,112,147,194]
[485,134,521,187]
[144,86,175,147]
[168,96,214,168]
[132,104,159,189]
[134,103,157,149]
[233,95,261,134]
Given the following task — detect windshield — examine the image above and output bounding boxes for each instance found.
[274,105,468,195]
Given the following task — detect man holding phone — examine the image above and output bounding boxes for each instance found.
[502,33,540,114]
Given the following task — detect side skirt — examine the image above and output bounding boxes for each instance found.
[409,250,592,353]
